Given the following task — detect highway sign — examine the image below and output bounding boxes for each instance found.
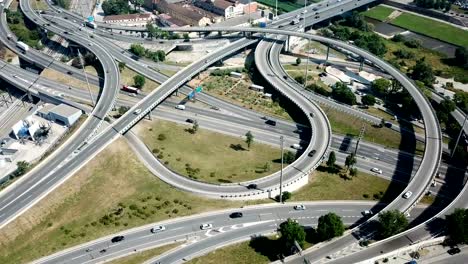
[188,91,195,99]
[195,86,203,93]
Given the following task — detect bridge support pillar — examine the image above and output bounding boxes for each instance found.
[325,45,330,64]
[359,57,364,72]
[147,109,152,120]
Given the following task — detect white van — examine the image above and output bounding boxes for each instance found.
[175,105,186,110]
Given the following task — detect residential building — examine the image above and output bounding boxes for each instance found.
[155,0,213,26]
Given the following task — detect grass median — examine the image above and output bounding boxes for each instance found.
[109,243,179,264]
[363,5,394,21]
[135,119,283,184]
[0,136,410,263]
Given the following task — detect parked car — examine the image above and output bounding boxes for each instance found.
[447,247,461,255]
[111,236,125,243]
[200,223,213,230]
[403,191,413,199]
[150,225,166,233]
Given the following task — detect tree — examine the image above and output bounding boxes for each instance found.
[332,82,356,105]
[326,151,336,168]
[361,94,376,106]
[183,33,190,42]
[118,106,129,115]
[446,208,468,245]
[454,47,468,69]
[345,153,356,172]
[132,0,144,10]
[411,58,435,86]
[317,213,345,241]
[129,44,146,57]
[102,0,130,15]
[13,161,30,177]
[146,23,161,39]
[192,120,199,134]
[377,210,408,239]
[296,57,302,65]
[279,219,306,253]
[118,61,126,72]
[294,75,305,85]
[371,78,392,95]
[349,168,358,177]
[133,75,145,88]
[276,191,292,202]
[453,91,468,111]
[283,151,296,164]
[245,131,254,149]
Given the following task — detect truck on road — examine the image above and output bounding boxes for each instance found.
[85,21,97,29]
[121,85,139,94]
[16,41,29,52]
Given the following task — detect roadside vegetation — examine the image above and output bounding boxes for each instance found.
[30,0,49,10]
[192,70,294,121]
[5,9,43,49]
[363,5,394,21]
[129,44,166,63]
[119,66,159,92]
[110,243,179,264]
[136,119,284,183]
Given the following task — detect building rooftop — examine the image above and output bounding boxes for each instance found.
[212,0,233,9]
[51,104,81,117]
[37,103,56,116]
[103,13,151,22]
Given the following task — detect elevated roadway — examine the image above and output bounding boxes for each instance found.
[0,0,120,228]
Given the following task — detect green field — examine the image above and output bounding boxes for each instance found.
[256,0,303,12]
[390,13,468,47]
[110,244,179,264]
[137,119,283,184]
[364,5,394,21]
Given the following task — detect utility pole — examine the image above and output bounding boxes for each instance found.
[276,0,278,18]
[325,45,330,64]
[451,110,467,158]
[354,125,365,156]
[279,135,284,203]
[303,0,309,89]
[78,50,95,107]
[248,0,251,25]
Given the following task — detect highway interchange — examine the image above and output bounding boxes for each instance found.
[0,0,466,263]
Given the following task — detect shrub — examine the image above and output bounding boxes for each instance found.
[157,133,166,141]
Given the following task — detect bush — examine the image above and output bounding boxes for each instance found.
[158,133,166,141]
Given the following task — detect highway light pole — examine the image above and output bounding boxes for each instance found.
[303,0,309,89]
[279,135,284,203]
[275,0,278,18]
[78,50,95,107]
[451,110,467,158]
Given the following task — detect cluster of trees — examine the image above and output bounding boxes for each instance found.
[453,91,468,112]
[279,213,345,254]
[446,208,468,245]
[56,0,71,9]
[102,0,130,16]
[410,58,436,86]
[129,44,166,62]
[344,11,373,32]
[328,25,387,56]
[377,210,408,239]
[331,82,356,105]
[146,23,182,40]
[71,52,98,69]
[11,161,31,179]
[6,10,42,49]
[306,83,330,97]
[370,78,420,117]
[454,47,468,70]
[414,0,452,11]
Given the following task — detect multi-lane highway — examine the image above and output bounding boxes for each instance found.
[29,201,428,264]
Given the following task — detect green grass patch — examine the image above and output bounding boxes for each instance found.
[0,139,250,264]
[110,243,179,264]
[390,13,468,47]
[187,241,270,264]
[120,67,159,93]
[202,75,293,121]
[30,0,50,10]
[364,5,394,21]
[256,0,303,12]
[136,119,283,184]
[292,166,403,202]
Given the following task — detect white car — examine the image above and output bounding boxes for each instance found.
[200,223,213,230]
[291,144,302,150]
[294,205,306,210]
[403,191,413,199]
[362,210,373,216]
[371,168,383,174]
[133,109,141,115]
[151,225,166,233]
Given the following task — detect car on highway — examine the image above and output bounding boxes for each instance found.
[151,225,166,233]
[67,71,73,75]
[247,183,257,189]
[294,204,306,210]
[403,191,413,199]
[293,129,303,134]
[370,168,383,174]
[447,247,461,255]
[362,210,373,216]
[186,118,195,123]
[309,112,314,118]
[133,109,142,115]
[308,150,316,157]
[292,143,302,150]
[111,236,125,243]
[229,212,243,218]
[200,223,213,230]
[265,119,277,126]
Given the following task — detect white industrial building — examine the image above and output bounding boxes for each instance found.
[37,103,82,127]
[11,116,41,141]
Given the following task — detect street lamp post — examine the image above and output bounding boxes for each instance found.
[303,0,309,89]
[279,135,284,203]
[276,0,278,18]
[451,110,468,158]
